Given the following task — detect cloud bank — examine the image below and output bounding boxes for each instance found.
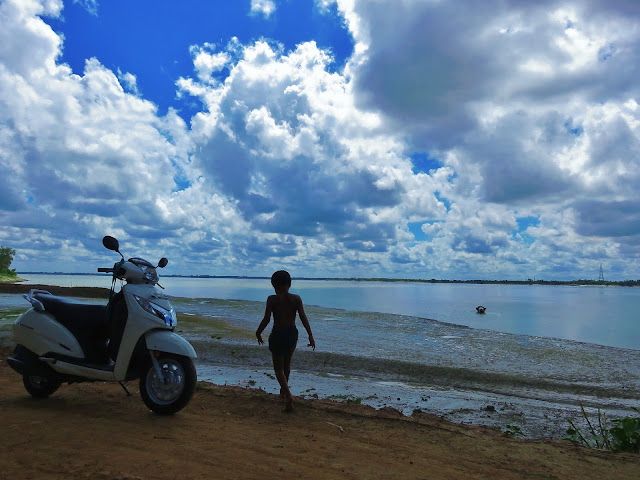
[1,0,639,280]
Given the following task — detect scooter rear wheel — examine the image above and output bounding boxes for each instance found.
[140,354,197,415]
[23,375,61,398]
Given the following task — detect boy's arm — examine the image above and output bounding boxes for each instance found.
[255,298,272,345]
[297,297,315,350]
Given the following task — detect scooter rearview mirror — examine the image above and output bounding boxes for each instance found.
[158,257,168,268]
[102,236,120,252]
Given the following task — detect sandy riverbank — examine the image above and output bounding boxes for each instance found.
[1,344,639,480]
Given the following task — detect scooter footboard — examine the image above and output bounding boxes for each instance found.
[144,330,197,359]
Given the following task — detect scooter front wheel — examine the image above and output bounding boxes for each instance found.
[140,354,196,415]
[23,375,61,398]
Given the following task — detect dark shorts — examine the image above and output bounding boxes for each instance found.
[268,326,298,356]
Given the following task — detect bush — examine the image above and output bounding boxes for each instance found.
[566,405,640,453]
[609,412,640,453]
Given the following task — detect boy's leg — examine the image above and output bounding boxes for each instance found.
[284,348,294,383]
[282,349,295,412]
[272,352,294,411]
[284,327,298,383]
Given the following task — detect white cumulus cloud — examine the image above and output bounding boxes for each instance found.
[250,0,276,19]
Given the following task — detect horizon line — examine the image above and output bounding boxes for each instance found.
[15,272,637,284]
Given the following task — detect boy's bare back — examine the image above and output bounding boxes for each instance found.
[267,293,302,329]
[256,269,315,353]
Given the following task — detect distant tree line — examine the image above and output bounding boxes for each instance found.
[330,277,640,287]
[0,246,17,277]
[164,274,640,286]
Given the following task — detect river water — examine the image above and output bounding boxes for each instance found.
[16,273,640,349]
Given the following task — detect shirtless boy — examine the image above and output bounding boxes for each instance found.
[256,270,315,412]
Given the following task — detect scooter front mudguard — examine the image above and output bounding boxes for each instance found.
[144,330,197,359]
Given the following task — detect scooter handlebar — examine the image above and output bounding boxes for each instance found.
[97,267,114,273]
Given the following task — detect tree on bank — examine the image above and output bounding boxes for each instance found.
[0,246,17,277]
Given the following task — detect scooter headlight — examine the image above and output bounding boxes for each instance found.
[133,294,177,327]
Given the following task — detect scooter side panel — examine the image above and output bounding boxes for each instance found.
[14,309,85,358]
[145,330,197,359]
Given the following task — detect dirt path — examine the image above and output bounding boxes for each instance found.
[1,347,638,480]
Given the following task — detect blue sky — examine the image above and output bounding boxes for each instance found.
[1,0,640,280]
[48,1,354,121]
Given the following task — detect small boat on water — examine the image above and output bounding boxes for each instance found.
[476,305,486,314]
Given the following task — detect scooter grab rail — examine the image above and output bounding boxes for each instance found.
[22,289,52,312]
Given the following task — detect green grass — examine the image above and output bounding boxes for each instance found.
[327,394,362,404]
[0,323,13,334]
[0,307,27,341]
[0,307,28,325]
[176,313,254,340]
[0,273,23,283]
[504,424,524,437]
[448,408,475,415]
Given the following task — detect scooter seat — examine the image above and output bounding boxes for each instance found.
[35,293,110,362]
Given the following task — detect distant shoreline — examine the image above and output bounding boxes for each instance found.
[12,272,640,287]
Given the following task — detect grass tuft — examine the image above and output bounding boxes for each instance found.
[565,404,640,452]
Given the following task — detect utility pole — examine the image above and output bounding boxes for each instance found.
[598,264,605,282]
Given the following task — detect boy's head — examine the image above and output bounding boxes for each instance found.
[271,270,291,290]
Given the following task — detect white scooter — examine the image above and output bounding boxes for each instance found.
[7,236,197,414]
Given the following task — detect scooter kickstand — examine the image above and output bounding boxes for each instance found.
[119,381,132,396]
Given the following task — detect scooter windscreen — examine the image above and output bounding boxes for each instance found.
[128,257,159,283]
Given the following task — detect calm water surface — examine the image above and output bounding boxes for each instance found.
[18,274,640,350]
